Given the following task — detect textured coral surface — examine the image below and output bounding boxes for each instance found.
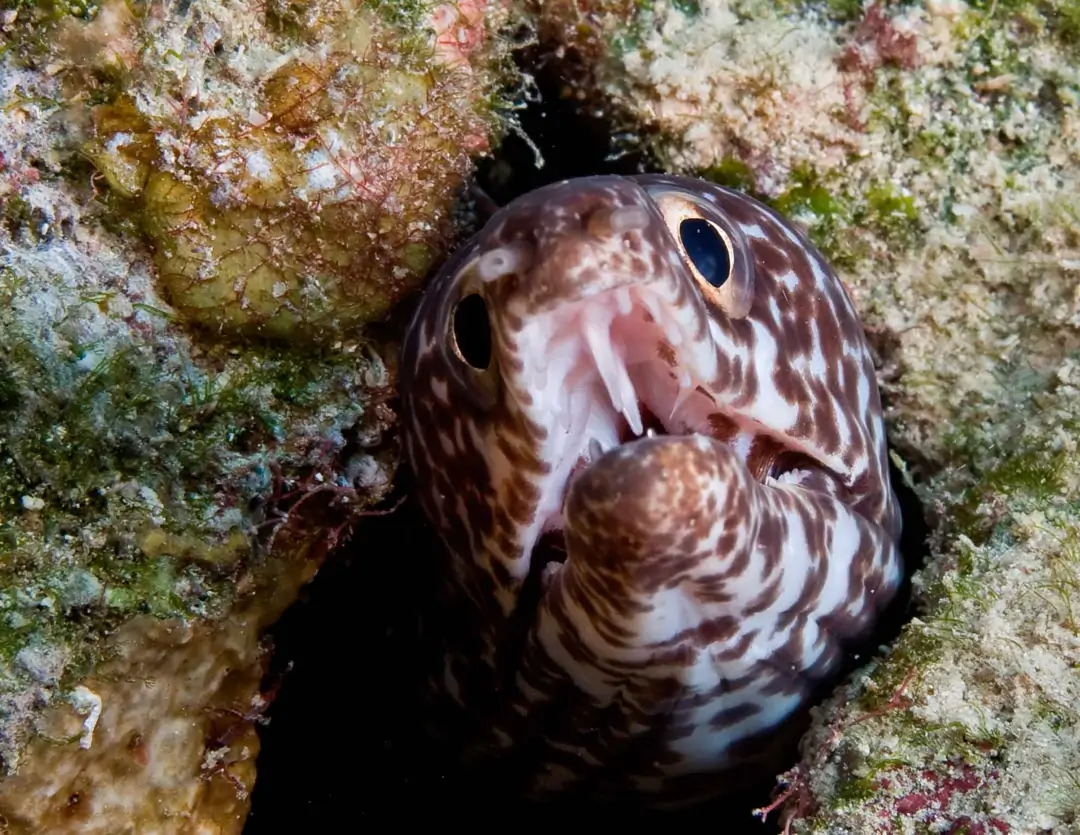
[0,0,512,830]
[533,0,1080,830]
[2,617,266,834]
[66,0,509,340]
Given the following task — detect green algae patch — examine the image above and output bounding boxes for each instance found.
[862,182,920,243]
[0,239,396,772]
[701,156,757,192]
[773,164,844,220]
[770,165,860,266]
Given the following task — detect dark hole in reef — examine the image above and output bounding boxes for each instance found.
[451,292,492,370]
[243,51,929,834]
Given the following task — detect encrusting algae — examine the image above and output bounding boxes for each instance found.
[65,0,515,340]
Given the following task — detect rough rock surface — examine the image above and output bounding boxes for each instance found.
[0,0,514,831]
[56,0,511,340]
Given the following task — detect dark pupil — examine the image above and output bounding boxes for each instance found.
[679,218,731,288]
[452,293,492,370]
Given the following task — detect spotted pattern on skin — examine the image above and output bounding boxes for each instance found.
[399,174,903,806]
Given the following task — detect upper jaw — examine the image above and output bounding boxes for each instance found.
[507,278,721,538]
[477,179,724,539]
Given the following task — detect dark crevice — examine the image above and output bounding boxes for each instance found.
[243,49,930,834]
[244,458,927,832]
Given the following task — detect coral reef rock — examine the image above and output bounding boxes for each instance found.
[0,0,515,830]
[66,0,513,340]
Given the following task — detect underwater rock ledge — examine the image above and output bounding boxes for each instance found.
[0,0,518,830]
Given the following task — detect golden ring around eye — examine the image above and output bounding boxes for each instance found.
[444,259,503,419]
[651,193,751,318]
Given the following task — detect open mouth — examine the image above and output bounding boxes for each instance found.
[519,284,727,583]
[516,283,815,590]
[562,399,668,497]
[528,400,671,585]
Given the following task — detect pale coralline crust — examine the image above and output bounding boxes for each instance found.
[0,617,265,835]
[0,535,327,835]
[535,0,1080,830]
[619,3,861,196]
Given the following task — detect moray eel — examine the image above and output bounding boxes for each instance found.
[399,174,903,807]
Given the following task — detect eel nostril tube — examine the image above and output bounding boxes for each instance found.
[587,205,651,238]
[477,241,533,282]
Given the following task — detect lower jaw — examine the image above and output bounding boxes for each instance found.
[534,401,808,582]
[536,400,672,578]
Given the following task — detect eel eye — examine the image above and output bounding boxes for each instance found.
[451,292,492,370]
[645,188,755,319]
[678,217,732,289]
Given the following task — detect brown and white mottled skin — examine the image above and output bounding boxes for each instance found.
[399,174,903,806]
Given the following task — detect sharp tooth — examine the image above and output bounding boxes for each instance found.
[641,293,683,349]
[615,287,633,316]
[645,427,657,438]
[560,397,592,481]
[560,390,573,433]
[623,394,643,437]
[583,306,624,413]
[641,294,663,324]
[562,384,590,437]
[589,437,604,460]
[547,343,582,432]
[531,363,548,395]
[583,306,643,437]
[668,377,695,424]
